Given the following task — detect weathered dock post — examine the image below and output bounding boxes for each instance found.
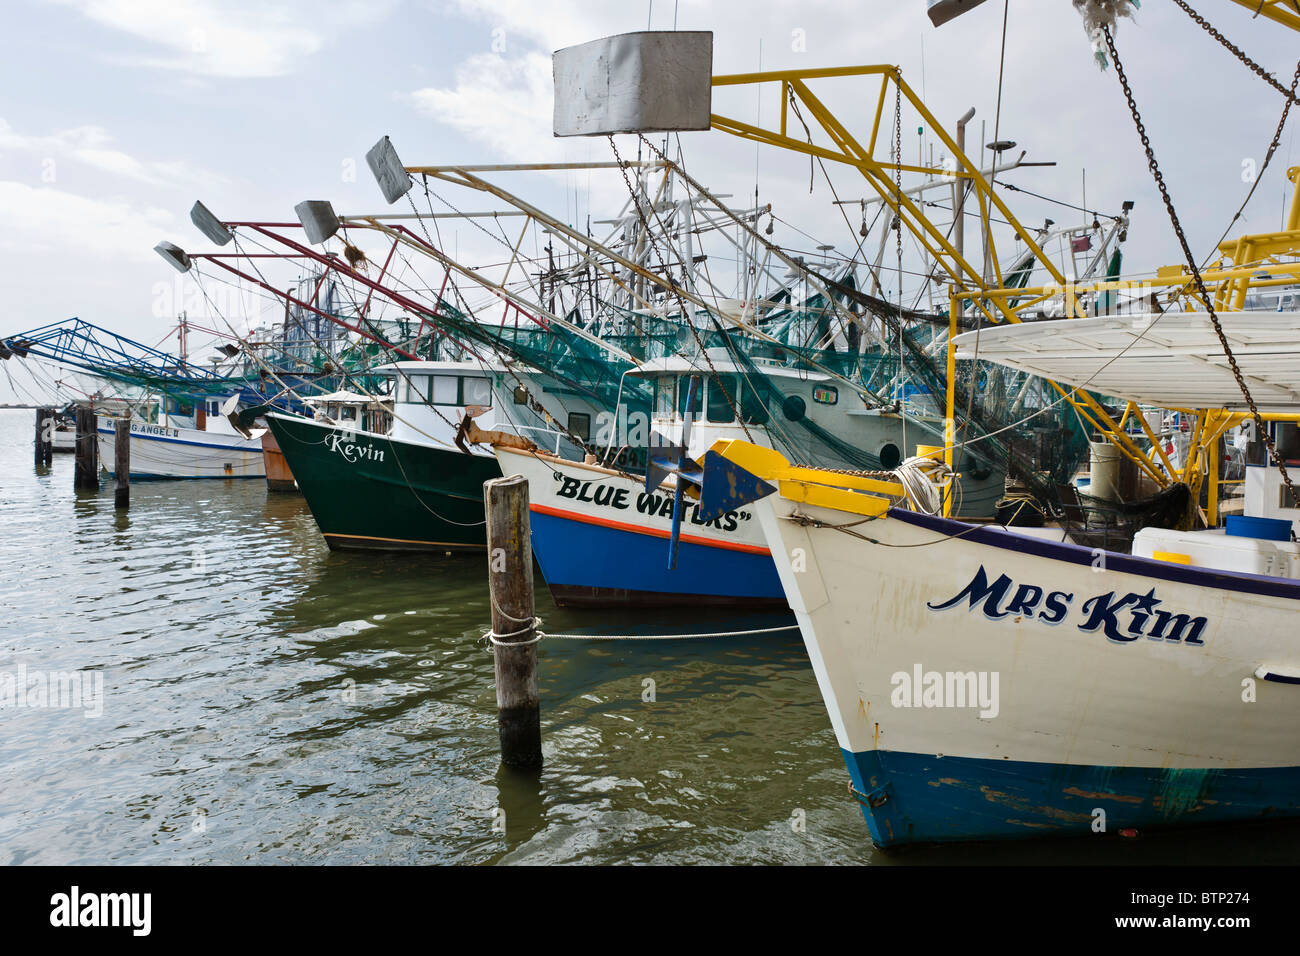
[114,417,130,509]
[484,474,542,769]
[73,405,98,490]
[34,407,53,466]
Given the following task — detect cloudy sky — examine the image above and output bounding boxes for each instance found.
[1,0,1296,401]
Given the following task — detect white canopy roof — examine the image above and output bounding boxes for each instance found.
[306,390,389,406]
[951,312,1300,412]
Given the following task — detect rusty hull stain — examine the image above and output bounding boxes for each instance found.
[1063,787,1143,805]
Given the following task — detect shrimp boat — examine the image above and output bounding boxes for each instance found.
[96,394,266,479]
[266,359,596,551]
[708,310,1300,847]
[491,348,1002,607]
[260,391,394,493]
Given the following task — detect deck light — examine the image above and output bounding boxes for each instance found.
[366,136,412,205]
[190,201,233,246]
[295,200,341,244]
[154,240,192,273]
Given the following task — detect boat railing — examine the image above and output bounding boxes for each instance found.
[512,423,575,456]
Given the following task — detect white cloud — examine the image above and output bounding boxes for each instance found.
[49,0,395,78]
[406,52,559,162]
[0,181,175,262]
[435,0,630,50]
[0,118,226,188]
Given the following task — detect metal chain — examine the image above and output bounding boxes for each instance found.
[1102,25,1299,510]
[893,83,903,268]
[1173,0,1300,105]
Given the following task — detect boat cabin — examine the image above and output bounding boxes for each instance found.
[628,348,896,463]
[306,390,393,434]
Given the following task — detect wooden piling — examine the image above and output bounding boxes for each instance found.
[484,474,542,770]
[34,407,53,466]
[114,417,130,509]
[73,406,98,490]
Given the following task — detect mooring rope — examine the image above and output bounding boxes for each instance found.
[483,621,801,644]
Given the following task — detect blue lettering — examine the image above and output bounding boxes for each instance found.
[1005,583,1044,618]
[928,566,1015,621]
[1149,609,1207,645]
[1040,591,1074,625]
[1078,592,1141,643]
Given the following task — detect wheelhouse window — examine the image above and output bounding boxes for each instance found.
[396,374,428,404]
[166,396,194,417]
[430,375,459,405]
[461,376,493,408]
[740,386,770,426]
[706,375,738,424]
[568,412,591,442]
[654,375,676,419]
[397,372,495,407]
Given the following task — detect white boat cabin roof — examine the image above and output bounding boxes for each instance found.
[306,390,391,406]
[952,311,1300,413]
[370,359,505,375]
[632,349,832,382]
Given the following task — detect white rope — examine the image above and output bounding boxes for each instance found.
[538,624,800,641]
[485,619,544,647]
[892,456,950,516]
[482,622,800,644]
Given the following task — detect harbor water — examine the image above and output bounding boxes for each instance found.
[3,408,1299,865]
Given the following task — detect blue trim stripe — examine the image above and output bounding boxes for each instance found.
[102,471,263,481]
[890,507,1300,601]
[1260,671,1300,685]
[96,427,258,452]
[529,509,783,600]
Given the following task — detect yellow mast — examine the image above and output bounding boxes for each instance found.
[1225,0,1300,32]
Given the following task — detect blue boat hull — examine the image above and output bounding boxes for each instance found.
[529,508,786,608]
[844,747,1300,847]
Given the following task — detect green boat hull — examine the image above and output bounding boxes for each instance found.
[266,414,499,551]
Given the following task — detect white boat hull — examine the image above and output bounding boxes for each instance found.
[95,419,266,479]
[722,443,1300,845]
